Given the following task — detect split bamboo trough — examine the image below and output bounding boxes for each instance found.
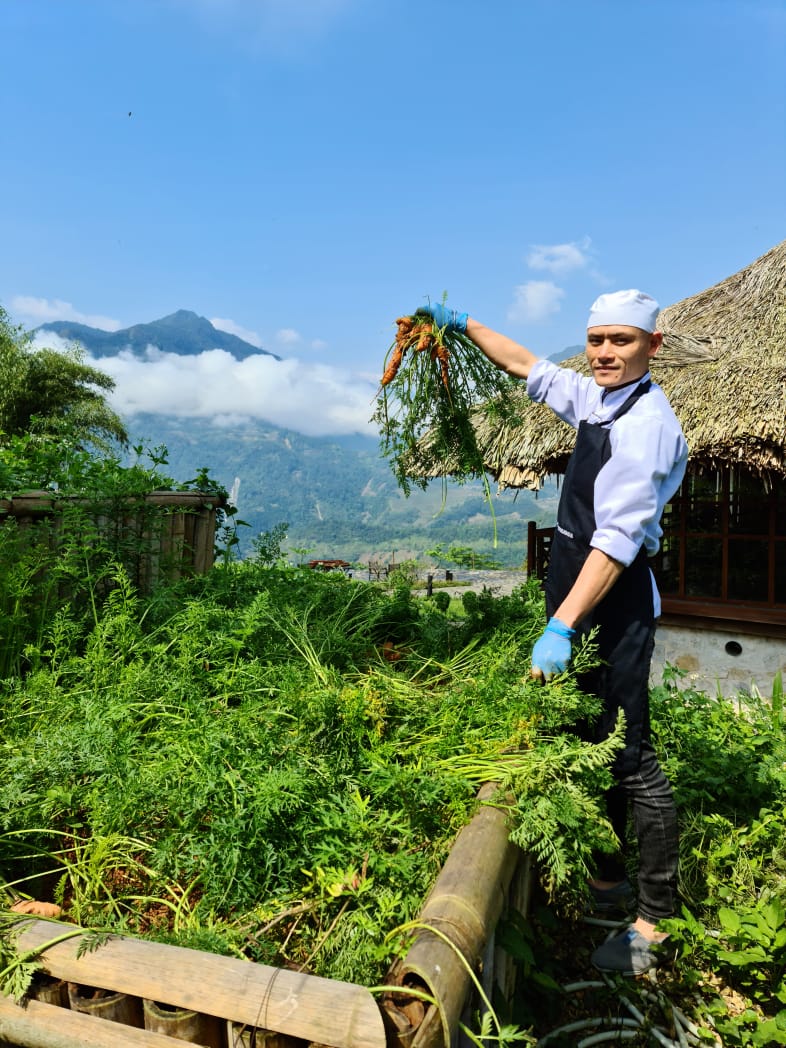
[0,785,532,1048]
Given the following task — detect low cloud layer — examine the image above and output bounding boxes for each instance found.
[32,334,378,437]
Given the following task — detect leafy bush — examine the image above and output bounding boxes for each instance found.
[649,667,786,1042]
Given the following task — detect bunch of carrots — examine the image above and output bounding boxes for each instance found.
[380,314,451,391]
[372,309,522,505]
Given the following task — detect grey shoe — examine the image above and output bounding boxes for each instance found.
[586,878,636,914]
[591,926,664,975]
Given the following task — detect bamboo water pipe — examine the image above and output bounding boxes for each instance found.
[381,783,524,1048]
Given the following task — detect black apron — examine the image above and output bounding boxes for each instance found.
[545,381,654,775]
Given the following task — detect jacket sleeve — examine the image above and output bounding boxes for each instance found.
[591,408,688,565]
[526,359,596,428]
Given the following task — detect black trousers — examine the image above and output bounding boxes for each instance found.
[578,623,679,923]
[596,741,679,923]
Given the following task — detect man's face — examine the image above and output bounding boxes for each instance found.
[585,325,662,389]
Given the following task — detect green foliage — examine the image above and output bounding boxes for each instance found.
[662,896,786,1045]
[250,522,290,566]
[0,437,229,677]
[0,547,614,991]
[426,542,503,570]
[647,665,786,1043]
[0,306,127,451]
[651,665,786,821]
[446,544,503,570]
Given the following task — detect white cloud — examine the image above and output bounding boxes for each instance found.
[526,238,592,275]
[173,0,354,45]
[10,296,123,331]
[210,316,263,348]
[275,328,301,345]
[507,281,565,323]
[29,334,378,437]
[310,338,328,351]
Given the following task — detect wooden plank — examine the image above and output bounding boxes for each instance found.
[13,920,386,1048]
[0,992,194,1048]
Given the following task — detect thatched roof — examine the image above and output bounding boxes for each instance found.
[472,238,786,488]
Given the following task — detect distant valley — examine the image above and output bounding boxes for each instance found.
[126,412,560,566]
[37,310,564,565]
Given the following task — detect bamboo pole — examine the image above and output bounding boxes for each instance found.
[12,919,386,1048]
[381,784,525,1048]
[143,998,224,1045]
[67,982,143,1027]
[0,992,197,1048]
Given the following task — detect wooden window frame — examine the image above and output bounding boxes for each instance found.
[655,466,786,629]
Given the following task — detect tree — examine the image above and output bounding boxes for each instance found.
[446,545,502,571]
[0,306,127,451]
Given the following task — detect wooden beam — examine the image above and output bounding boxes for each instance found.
[12,919,386,1048]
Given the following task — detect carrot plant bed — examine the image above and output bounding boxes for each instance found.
[0,538,621,1046]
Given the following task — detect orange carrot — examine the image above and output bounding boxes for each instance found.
[380,344,404,386]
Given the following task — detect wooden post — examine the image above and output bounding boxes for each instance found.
[526,521,536,577]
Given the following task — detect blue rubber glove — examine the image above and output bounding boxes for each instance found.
[531,617,575,681]
[416,303,468,333]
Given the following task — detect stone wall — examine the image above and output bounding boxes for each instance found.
[651,622,786,697]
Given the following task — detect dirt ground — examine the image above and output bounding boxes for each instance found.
[424,568,528,597]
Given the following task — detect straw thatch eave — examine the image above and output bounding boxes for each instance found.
[468,238,786,488]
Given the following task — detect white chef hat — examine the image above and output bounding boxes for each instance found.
[587,289,660,333]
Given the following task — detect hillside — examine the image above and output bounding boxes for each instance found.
[35,306,564,564]
[127,413,560,565]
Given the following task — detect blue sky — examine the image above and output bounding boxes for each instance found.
[2,0,784,436]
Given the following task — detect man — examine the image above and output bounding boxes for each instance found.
[420,291,688,975]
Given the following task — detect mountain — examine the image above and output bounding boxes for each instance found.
[36,309,279,361]
[549,344,583,363]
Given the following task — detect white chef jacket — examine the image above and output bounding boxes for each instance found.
[527,360,688,615]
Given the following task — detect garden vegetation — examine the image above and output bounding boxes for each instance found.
[1,310,785,1045]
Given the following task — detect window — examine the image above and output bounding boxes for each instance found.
[653,467,786,622]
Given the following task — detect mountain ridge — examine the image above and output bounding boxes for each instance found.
[36,309,280,361]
